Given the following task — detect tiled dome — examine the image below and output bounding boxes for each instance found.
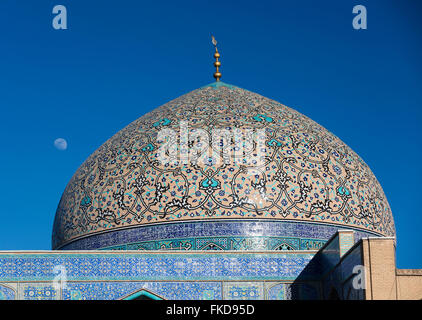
[52,82,395,250]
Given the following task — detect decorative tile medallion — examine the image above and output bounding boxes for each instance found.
[223,282,264,300]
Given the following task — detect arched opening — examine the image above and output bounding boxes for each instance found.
[122,289,163,300]
[199,242,224,250]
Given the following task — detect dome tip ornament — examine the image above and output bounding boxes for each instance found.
[211,35,222,81]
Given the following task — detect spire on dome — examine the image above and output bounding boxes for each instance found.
[211,35,222,81]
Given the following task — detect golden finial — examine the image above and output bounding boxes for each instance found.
[211,35,221,81]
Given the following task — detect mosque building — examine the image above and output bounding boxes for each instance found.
[0,40,421,300]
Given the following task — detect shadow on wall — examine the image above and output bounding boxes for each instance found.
[291,230,364,300]
[290,252,324,300]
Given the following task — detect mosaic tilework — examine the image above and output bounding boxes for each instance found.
[263,281,321,300]
[0,230,375,300]
[4,281,321,300]
[52,82,395,249]
[0,251,321,300]
[0,284,15,300]
[63,281,222,300]
[0,251,315,282]
[265,282,292,300]
[339,231,354,257]
[223,282,264,300]
[0,279,326,300]
[103,236,323,251]
[59,220,379,250]
[20,283,58,300]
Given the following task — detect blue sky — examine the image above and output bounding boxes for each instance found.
[0,0,421,268]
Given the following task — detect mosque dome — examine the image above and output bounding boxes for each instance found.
[52,82,395,250]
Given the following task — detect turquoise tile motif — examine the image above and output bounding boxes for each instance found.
[23,285,57,300]
[0,252,315,282]
[223,282,264,300]
[63,281,222,300]
[60,220,377,251]
[0,284,15,300]
[266,283,291,300]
